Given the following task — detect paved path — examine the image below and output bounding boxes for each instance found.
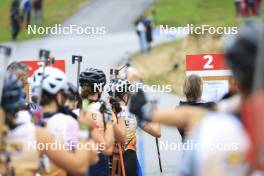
[2,0,183,175]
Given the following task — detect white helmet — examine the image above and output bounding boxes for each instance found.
[31,66,68,95]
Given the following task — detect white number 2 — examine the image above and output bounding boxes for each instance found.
[203,55,214,69]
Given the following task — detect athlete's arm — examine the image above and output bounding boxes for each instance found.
[113,117,126,143]
[78,111,106,144]
[90,127,114,156]
[101,121,115,156]
[151,107,207,128]
[129,90,207,128]
[79,110,114,155]
[36,127,99,175]
[90,129,106,144]
[142,122,161,138]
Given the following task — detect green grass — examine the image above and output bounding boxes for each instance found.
[150,0,241,27]
[0,0,88,42]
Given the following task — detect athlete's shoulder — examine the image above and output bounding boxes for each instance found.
[46,113,79,139]
[87,102,101,112]
[193,112,250,175]
[73,108,80,116]
[16,110,32,124]
[203,112,244,130]
[48,112,78,125]
[9,111,35,139]
[197,112,249,149]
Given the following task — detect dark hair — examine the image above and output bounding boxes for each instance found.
[80,85,99,99]
[40,90,56,106]
[226,39,258,95]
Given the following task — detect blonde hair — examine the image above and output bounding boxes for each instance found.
[183,74,203,101]
[7,62,29,77]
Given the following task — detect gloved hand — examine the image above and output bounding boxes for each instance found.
[129,89,154,122]
[109,97,122,114]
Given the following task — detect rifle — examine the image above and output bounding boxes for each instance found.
[37,49,54,105]
[72,55,83,97]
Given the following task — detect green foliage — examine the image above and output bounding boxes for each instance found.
[152,0,240,27]
[0,0,88,42]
